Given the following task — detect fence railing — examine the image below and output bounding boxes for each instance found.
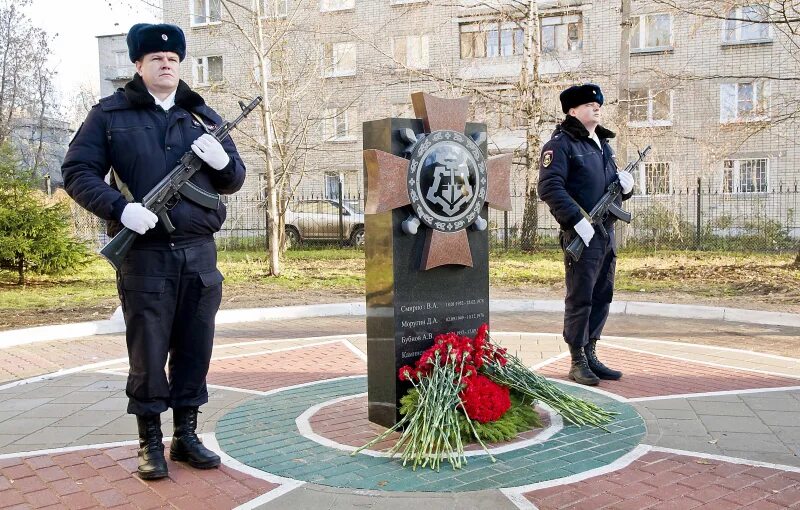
[70,181,800,254]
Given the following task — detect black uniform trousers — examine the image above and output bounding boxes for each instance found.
[116,239,223,416]
[561,229,616,349]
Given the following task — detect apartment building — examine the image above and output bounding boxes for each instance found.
[96,34,137,97]
[157,0,798,234]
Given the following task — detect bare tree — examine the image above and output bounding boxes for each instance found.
[0,0,55,153]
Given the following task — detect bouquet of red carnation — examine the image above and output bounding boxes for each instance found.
[354,324,615,471]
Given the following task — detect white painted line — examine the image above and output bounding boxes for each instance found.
[502,443,652,494]
[629,385,800,402]
[210,340,343,361]
[606,344,800,380]
[207,375,366,398]
[602,335,800,363]
[295,393,563,458]
[341,339,367,362]
[531,351,569,371]
[547,377,630,403]
[0,439,142,460]
[503,491,540,510]
[216,334,366,350]
[202,433,305,487]
[0,356,130,391]
[649,445,800,473]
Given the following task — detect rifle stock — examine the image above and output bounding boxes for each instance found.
[100,227,138,270]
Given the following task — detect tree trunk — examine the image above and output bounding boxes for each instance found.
[16,253,24,285]
[255,7,281,276]
[519,0,542,252]
[794,249,800,267]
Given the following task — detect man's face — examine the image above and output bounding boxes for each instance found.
[569,102,601,129]
[135,52,180,94]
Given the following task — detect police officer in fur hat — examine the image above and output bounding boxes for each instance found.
[537,84,635,386]
[62,23,246,479]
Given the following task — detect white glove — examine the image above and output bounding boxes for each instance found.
[121,203,158,235]
[574,217,594,247]
[191,133,230,171]
[618,171,634,194]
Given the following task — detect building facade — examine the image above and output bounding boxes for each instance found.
[158,0,799,241]
[97,34,137,98]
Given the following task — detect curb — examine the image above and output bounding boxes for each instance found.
[1,300,798,349]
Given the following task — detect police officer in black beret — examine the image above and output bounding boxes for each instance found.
[62,23,246,479]
[538,84,635,386]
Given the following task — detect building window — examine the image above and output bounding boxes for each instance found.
[324,172,341,199]
[192,56,224,86]
[723,158,768,193]
[631,13,672,51]
[263,0,288,18]
[324,108,356,141]
[637,162,671,195]
[628,89,672,126]
[541,14,583,54]
[322,42,357,77]
[190,0,221,26]
[393,35,430,69]
[460,22,524,59]
[723,5,770,43]
[320,0,354,12]
[720,81,769,122]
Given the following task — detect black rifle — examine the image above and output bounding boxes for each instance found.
[565,145,651,262]
[100,96,262,270]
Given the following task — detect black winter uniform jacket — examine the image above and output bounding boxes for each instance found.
[62,74,246,247]
[537,116,632,234]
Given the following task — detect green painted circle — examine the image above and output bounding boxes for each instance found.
[216,377,645,492]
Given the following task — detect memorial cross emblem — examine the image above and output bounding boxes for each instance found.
[364,92,512,270]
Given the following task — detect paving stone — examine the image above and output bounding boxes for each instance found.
[699,415,772,434]
[688,400,755,417]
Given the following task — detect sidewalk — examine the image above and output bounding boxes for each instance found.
[1,307,799,509]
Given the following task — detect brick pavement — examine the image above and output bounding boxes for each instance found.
[537,345,800,398]
[0,310,798,509]
[523,450,800,510]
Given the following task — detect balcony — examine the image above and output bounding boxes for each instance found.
[103,65,135,81]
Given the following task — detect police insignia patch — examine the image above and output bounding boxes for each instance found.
[542,150,553,168]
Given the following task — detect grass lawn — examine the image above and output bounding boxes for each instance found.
[1,248,798,324]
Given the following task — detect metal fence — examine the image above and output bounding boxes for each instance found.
[70,181,800,254]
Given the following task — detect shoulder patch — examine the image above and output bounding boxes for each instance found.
[541,150,553,168]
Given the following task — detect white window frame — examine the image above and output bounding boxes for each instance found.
[627,89,673,127]
[459,21,524,59]
[263,0,288,18]
[189,0,222,27]
[392,35,430,70]
[631,13,673,52]
[390,0,427,5]
[320,0,354,13]
[541,14,583,54]
[192,55,224,86]
[720,81,769,123]
[323,171,342,200]
[722,158,769,194]
[322,42,357,77]
[324,108,357,142]
[722,5,771,43]
[636,161,672,195]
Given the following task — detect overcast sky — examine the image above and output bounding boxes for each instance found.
[23,0,161,98]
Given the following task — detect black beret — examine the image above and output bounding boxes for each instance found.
[560,83,604,113]
[127,23,186,63]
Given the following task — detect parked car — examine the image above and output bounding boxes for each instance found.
[283,199,365,247]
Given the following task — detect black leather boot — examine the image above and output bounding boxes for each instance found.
[585,338,623,380]
[136,414,168,480]
[568,344,600,386]
[170,407,221,469]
